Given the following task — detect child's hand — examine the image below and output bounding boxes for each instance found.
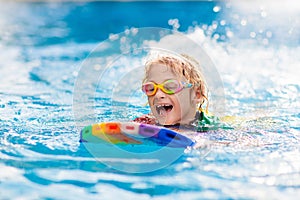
[133,114,156,125]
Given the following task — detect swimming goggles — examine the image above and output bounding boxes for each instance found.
[142,79,193,96]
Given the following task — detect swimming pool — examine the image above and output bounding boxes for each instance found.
[0,1,299,199]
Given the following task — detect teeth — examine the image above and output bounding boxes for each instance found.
[156,104,172,109]
[157,105,164,108]
[155,104,173,115]
[156,104,171,108]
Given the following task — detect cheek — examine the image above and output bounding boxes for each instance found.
[176,90,192,105]
[148,98,156,114]
[171,95,185,113]
[147,96,155,107]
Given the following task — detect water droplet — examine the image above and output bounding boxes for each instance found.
[72,71,78,77]
[109,33,118,41]
[220,20,226,26]
[213,34,220,40]
[124,29,130,35]
[212,21,218,29]
[266,31,272,38]
[250,32,256,38]
[261,11,267,18]
[120,36,126,43]
[241,19,247,26]
[213,6,221,13]
[93,64,101,71]
[262,38,269,45]
[168,18,180,30]
[130,27,138,35]
[226,30,234,38]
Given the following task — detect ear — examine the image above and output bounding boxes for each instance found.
[191,88,202,105]
[194,88,203,104]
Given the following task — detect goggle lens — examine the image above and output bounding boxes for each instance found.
[143,83,156,95]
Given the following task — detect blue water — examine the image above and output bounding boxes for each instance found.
[0,1,299,199]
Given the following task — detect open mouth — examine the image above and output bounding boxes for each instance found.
[155,104,173,116]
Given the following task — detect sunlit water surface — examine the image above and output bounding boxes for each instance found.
[0,1,299,199]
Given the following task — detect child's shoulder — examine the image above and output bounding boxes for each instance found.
[194,109,234,132]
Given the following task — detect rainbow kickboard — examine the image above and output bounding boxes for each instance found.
[80,122,195,148]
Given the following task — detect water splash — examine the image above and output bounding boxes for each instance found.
[0,1,299,199]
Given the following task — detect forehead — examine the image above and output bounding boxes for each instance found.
[146,63,180,83]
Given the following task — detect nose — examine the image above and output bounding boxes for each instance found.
[154,88,166,98]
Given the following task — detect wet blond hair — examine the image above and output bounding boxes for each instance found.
[143,53,208,109]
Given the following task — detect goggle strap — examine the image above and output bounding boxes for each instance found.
[182,82,193,88]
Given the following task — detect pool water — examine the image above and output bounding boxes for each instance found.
[0,1,299,199]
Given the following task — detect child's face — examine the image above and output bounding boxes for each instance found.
[145,63,198,125]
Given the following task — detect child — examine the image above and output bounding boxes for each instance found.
[134,53,226,132]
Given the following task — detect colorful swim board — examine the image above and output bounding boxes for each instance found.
[80,122,195,148]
